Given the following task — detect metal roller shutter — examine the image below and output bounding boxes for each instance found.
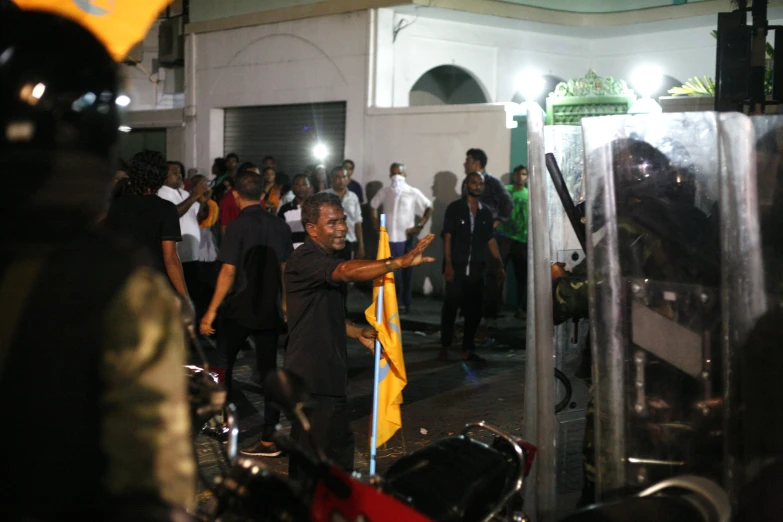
[224,101,346,176]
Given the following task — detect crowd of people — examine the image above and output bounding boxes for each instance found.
[101,146,530,462]
[1,8,531,516]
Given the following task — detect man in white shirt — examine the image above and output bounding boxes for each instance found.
[371,163,433,314]
[158,161,209,302]
[324,166,364,261]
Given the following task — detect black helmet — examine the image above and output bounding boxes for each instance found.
[611,138,676,201]
[0,9,120,236]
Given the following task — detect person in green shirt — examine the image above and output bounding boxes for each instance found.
[496,165,529,318]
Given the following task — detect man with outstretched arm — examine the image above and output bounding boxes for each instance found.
[284,192,435,479]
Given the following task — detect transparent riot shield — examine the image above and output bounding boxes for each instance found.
[523,107,591,522]
[544,125,591,503]
[740,114,783,499]
[523,103,557,522]
[581,112,765,505]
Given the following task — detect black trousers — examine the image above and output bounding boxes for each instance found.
[498,236,528,312]
[441,271,484,351]
[288,394,355,480]
[216,317,280,438]
[182,261,201,315]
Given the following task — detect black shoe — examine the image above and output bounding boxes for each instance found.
[201,423,229,441]
[240,439,282,457]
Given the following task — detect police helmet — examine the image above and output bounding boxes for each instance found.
[0,9,120,231]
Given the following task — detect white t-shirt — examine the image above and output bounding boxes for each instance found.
[157,185,201,263]
[324,189,363,243]
[370,181,432,243]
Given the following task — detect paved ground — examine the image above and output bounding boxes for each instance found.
[193,286,529,499]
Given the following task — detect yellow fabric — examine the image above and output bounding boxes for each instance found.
[11,0,171,61]
[364,226,407,448]
[199,199,219,229]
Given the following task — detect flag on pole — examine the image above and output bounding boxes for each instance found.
[365,225,407,448]
[11,0,172,61]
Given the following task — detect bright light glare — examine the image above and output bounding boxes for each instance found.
[116,94,131,107]
[313,143,328,161]
[31,83,46,99]
[118,125,132,133]
[515,72,546,101]
[632,65,663,99]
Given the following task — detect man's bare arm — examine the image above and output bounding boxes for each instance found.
[443,232,454,282]
[161,240,189,299]
[199,263,236,335]
[354,222,365,259]
[346,321,377,352]
[371,207,380,233]
[175,181,208,217]
[488,238,506,285]
[331,234,436,283]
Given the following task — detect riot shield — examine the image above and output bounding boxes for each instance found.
[580,112,765,505]
[523,103,557,522]
[739,115,783,504]
[523,107,591,522]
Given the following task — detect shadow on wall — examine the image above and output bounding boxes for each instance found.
[413,171,461,298]
[361,180,384,262]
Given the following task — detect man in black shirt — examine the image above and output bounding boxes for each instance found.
[441,172,505,363]
[284,192,436,477]
[104,150,190,300]
[278,173,311,249]
[200,170,293,457]
[463,148,513,324]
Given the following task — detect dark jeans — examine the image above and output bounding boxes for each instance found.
[441,271,484,352]
[498,235,528,312]
[216,317,280,438]
[390,238,414,309]
[289,394,355,480]
[182,261,201,315]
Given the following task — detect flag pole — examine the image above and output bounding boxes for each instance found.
[369,214,386,475]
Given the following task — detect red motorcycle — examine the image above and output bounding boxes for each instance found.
[196,369,536,522]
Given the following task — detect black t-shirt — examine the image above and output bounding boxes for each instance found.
[441,198,494,275]
[283,237,347,396]
[218,204,293,329]
[104,194,181,275]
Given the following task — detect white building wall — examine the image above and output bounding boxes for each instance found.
[592,16,783,88]
[187,11,370,176]
[389,14,590,107]
[591,22,718,86]
[363,104,512,295]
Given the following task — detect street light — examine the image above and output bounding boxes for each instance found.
[630,65,663,114]
[313,143,328,162]
[515,71,546,103]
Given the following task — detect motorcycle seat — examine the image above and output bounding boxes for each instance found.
[383,435,520,522]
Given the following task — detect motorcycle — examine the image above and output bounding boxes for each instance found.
[195,369,537,522]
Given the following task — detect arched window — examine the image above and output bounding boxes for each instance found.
[409,65,488,106]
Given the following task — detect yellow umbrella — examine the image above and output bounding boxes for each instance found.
[10,0,172,61]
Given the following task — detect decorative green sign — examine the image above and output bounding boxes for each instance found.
[550,69,633,98]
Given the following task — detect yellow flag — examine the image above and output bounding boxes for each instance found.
[11,0,172,61]
[364,226,407,448]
